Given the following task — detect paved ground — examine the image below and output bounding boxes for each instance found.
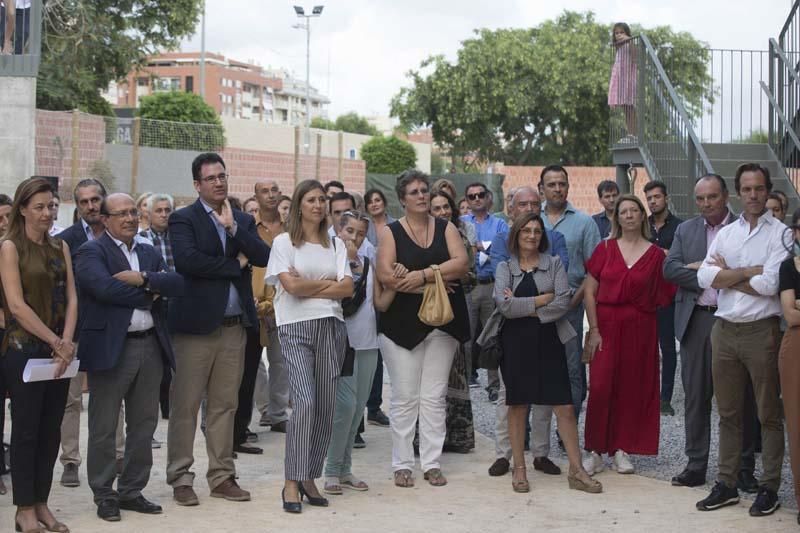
[1,387,798,532]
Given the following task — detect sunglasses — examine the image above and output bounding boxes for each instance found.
[467,191,487,201]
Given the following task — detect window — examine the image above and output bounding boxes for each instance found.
[154,77,180,92]
[185,76,194,93]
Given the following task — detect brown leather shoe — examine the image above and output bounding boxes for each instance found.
[210,478,251,502]
[173,485,199,506]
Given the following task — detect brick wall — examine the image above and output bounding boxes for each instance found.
[497,164,650,215]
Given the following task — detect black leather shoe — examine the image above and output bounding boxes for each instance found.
[737,470,759,493]
[533,457,561,475]
[234,444,264,455]
[671,469,706,487]
[488,458,510,477]
[282,488,302,514]
[97,499,121,522]
[298,482,329,507]
[119,495,163,514]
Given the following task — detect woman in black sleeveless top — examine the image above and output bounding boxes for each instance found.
[377,170,469,488]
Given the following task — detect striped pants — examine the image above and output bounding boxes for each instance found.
[279,317,347,481]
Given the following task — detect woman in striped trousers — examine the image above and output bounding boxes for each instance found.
[266,180,353,513]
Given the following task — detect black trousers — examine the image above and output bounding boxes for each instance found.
[233,327,262,446]
[4,345,70,506]
[657,303,678,403]
[366,350,384,413]
[159,362,171,420]
[0,328,7,475]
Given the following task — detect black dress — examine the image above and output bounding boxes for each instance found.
[500,271,572,406]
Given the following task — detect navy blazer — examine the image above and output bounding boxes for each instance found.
[75,233,184,373]
[168,199,270,335]
[57,220,92,339]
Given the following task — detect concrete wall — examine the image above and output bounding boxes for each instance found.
[0,78,37,195]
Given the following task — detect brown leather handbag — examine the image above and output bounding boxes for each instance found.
[417,264,454,326]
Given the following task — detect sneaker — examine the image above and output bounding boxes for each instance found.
[173,485,200,506]
[660,401,675,416]
[696,481,739,511]
[582,452,604,476]
[613,450,634,474]
[749,486,780,517]
[367,410,390,427]
[210,478,251,502]
[60,463,80,487]
[353,434,366,449]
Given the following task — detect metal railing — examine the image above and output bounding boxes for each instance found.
[0,0,43,77]
[766,36,800,193]
[609,35,714,215]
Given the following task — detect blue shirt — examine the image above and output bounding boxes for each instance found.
[542,202,601,290]
[490,228,570,274]
[461,213,508,280]
[592,212,612,240]
[200,199,243,317]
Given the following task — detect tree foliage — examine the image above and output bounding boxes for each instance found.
[36,0,202,115]
[137,91,225,151]
[312,112,379,136]
[361,136,417,174]
[390,11,711,166]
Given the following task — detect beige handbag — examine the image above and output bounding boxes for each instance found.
[417,264,454,326]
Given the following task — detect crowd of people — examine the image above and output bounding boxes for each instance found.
[0,153,799,531]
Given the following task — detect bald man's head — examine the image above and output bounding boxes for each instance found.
[510,186,542,219]
[255,179,281,211]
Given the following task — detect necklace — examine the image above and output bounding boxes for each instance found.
[405,216,430,248]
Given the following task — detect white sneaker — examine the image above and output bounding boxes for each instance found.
[582,451,604,475]
[613,450,634,474]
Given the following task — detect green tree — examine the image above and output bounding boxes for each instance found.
[390,11,711,166]
[311,117,336,130]
[137,91,225,151]
[36,0,202,115]
[312,112,379,135]
[361,136,417,174]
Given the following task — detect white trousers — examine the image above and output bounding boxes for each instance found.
[494,371,554,460]
[380,330,457,472]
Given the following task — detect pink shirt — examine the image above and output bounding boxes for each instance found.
[696,212,731,306]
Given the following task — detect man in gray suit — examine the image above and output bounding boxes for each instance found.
[663,174,759,489]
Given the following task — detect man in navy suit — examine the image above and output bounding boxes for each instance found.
[166,152,270,506]
[76,193,184,522]
[56,178,107,489]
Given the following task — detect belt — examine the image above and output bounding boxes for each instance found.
[222,315,242,327]
[126,328,155,339]
[477,276,495,285]
[695,305,717,313]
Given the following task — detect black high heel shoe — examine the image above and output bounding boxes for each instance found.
[298,482,329,507]
[281,488,302,514]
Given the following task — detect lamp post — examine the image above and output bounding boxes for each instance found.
[200,0,206,99]
[293,5,324,155]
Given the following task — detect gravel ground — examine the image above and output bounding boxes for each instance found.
[468,362,797,511]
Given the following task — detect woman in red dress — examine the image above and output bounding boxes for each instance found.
[582,194,676,475]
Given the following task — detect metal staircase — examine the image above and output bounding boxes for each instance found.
[609,5,800,220]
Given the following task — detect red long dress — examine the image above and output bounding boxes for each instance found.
[584,240,676,455]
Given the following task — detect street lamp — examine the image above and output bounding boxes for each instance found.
[293,5,324,154]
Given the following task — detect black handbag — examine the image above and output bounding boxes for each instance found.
[477,318,505,370]
[341,343,355,377]
[342,258,370,318]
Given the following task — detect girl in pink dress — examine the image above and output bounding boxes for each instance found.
[608,22,638,140]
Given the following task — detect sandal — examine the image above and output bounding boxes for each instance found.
[393,469,414,488]
[423,468,447,487]
[568,470,602,494]
[323,477,343,495]
[38,521,70,533]
[341,474,369,491]
[512,466,529,493]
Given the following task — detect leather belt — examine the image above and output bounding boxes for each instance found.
[477,276,495,285]
[126,328,155,339]
[695,305,718,313]
[222,315,242,327]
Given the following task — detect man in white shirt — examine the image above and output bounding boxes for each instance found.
[695,163,791,517]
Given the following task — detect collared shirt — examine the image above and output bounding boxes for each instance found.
[107,232,154,332]
[49,223,65,237]
[490,228,570,274]
[697,211,732,306]
[82,218,97,241]
[253,213,283,322]
[200,198,243,317]
[698,210,791,322]
[592,211,612,239]
[542,202,601,290]
[139,228,174,272]
[460,213,508,280]
[648,211,683,250]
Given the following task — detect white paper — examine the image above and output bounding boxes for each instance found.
[23,358,79,383]
[478,251,489,266]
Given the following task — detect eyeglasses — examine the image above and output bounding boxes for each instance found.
[406,187,429,197]
[201,173,228,184]
[106,209,139,219]
[467,191,487,201]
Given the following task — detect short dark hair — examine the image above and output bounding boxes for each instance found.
[329,191,355,213]
[395,169,430,203]
[464,182,487,197]
[643,180,668,196]
[192,152,226,181]
[596,180,619,198]
[539,165,569,186]
[734,163,772,194]
[0,194,12,207]
[695,173,728,194]
[507,212,549,257]
[792,207,800,229]
[73,178,107,203]
[364,188,387,208]
[323,180,345,193]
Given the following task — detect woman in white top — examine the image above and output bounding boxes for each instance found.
[266,179,353,514]
[323,210,394,495]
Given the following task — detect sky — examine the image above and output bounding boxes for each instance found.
[182,0,792,120]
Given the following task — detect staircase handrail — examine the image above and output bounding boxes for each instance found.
[780,0,800,44]
[761,81,800,156]
[770,38,799,82]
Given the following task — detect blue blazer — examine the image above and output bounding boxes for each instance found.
[57,220,91,339]
[167,199,270,335]
[75,233,184,373]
